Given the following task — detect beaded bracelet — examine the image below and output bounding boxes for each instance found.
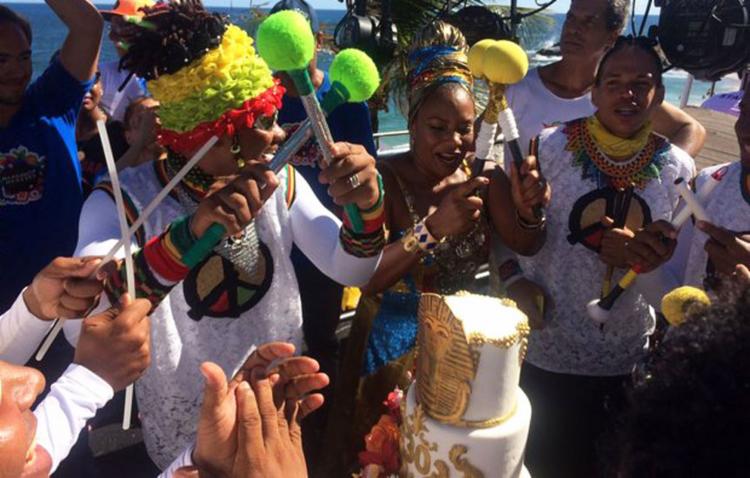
[342,173,385,234]
[401,218,443,255]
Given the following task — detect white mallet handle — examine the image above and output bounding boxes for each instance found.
[671,166,727,226]
[35,319,64,361]
[497,107,521,143]
[675,177,711,224]
[475,121,498,164]
[98,120,137,431]
[35,137,219,362]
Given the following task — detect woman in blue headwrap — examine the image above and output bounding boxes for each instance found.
[322,20,549,474]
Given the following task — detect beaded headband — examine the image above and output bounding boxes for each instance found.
[119,0,284,154]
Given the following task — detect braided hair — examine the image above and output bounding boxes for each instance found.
[595,35,664,87]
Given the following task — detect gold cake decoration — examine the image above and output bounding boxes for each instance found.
[416,294,529,425]
[416,294,477,424]
[400,399,484,478]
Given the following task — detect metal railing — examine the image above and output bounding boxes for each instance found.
[373,129,409,151]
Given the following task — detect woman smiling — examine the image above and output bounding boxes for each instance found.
[324,21,549,474]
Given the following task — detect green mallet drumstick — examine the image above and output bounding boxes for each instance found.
[183,21,381,266]
[269,48,380,172]
[257,11,330,160]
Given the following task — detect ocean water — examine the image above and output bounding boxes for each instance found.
[11,3,739,148]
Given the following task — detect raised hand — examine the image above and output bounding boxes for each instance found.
[625,220,678,273]
[424,176,489,240]
[599,216,635,268]
[318,142,380,210]
[23,257,104,321]
[193,343,328,478]
[73,293,151,391]
[698,221,750,276]
[190,163,279,238]
[229,371,309,478]
[509,155,550,223]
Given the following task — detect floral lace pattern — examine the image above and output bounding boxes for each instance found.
[112,162,302,468]
[684,162,750,291]
[518,125,695,375]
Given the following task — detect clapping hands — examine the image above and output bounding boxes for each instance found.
[191,343,328,478]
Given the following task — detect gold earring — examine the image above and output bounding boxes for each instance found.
[231,134,245,169]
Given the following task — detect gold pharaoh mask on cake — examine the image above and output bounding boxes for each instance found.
[415,293,530,425]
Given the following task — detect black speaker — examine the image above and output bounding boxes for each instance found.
[657,0,750,80]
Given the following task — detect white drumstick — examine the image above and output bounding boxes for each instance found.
[475,120,498,165]
[99,120,138,431]
[95,136,219,269]
[675,177,711,224]
[35,136,219,362]
[671,165,727,226]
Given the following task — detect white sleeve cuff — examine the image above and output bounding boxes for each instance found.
[158,444,196,478]
[33,364,115,473]
[0,289,54,364]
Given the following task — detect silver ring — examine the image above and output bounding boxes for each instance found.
[346,173,361,190]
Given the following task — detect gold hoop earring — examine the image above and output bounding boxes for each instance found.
[231,134,245,169]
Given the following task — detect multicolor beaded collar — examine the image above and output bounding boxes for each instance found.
[155,151,217,203]
[564,118,669,190]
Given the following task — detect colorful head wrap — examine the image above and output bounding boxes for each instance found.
[119,0,284,154]
[401,21,473,124]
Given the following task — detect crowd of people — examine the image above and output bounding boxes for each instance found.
[0,0,749,476]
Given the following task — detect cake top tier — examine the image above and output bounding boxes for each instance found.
[416,292,530,427]
[445,293,527,346]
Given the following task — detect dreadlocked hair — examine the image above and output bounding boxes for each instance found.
[119,0,227,80]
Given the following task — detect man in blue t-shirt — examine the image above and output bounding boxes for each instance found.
[0,2,103,313]
[270,0,377,456]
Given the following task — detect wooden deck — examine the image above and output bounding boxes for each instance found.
[684,106,739,170]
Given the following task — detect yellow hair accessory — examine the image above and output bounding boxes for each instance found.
[586,116,653,158]
[150,25,275,133]
[148,26,269,105]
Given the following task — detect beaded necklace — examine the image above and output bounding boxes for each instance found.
[158,150,262,275]
[564,118,668,190]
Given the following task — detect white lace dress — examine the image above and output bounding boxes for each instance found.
[73,161,380,467]
[518,124,695,376]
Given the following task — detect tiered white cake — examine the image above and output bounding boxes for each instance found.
[400,293,532,478]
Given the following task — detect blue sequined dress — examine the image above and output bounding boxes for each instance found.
[326,162,489,473]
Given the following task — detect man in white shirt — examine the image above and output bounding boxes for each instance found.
[500,0,706,160]
[516,36,695,477]
[97,0,151,122]
[0,258,328,478]
[0,256,151,477]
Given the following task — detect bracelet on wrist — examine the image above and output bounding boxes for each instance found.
[401,218,443,255]
[516,209,545,230]
[343,174,385,235]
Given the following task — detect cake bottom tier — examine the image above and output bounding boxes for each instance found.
[400,386,531,478]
